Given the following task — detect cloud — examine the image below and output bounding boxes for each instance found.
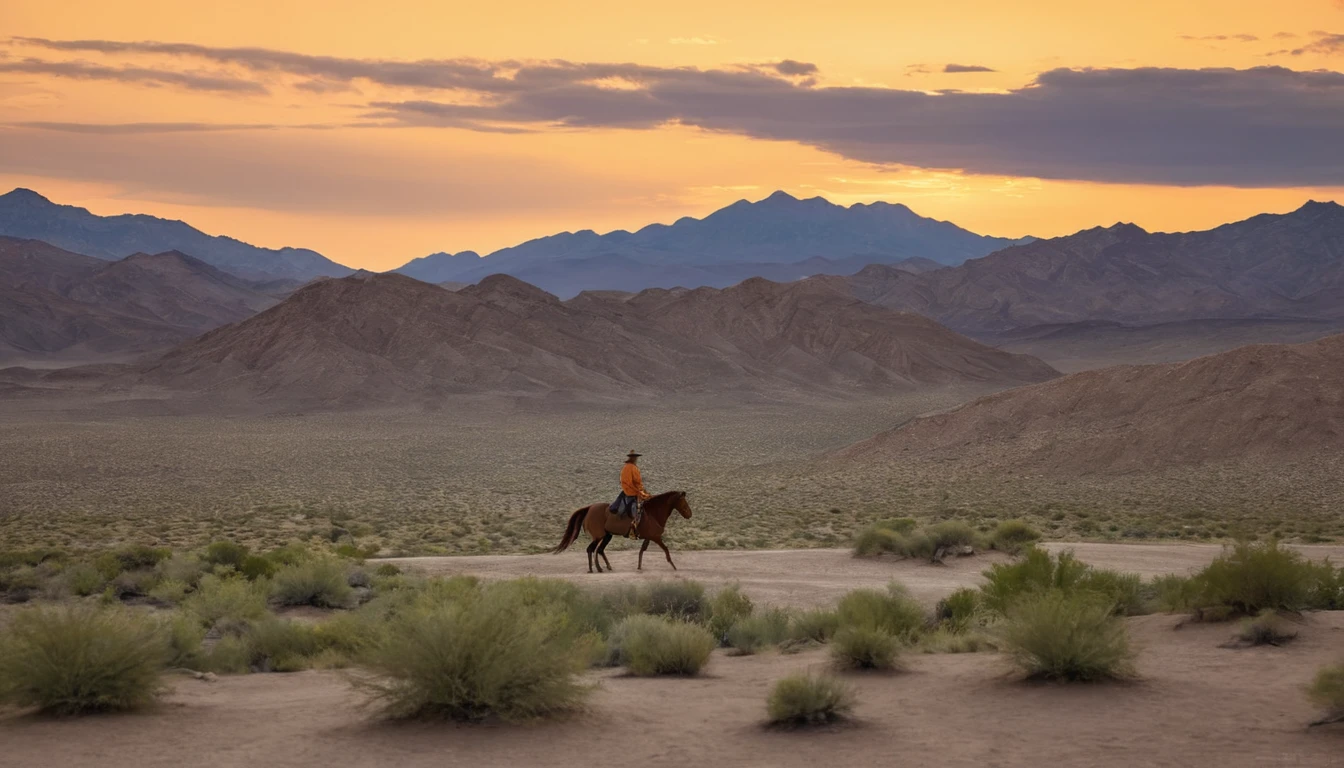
[0,57,267,93]
[1179,33,1259,42]
[9,37,1344,187]
[943,63,996,73]
[774,60,818,77]
[7,121,345,134]
[1281,31,1344,55]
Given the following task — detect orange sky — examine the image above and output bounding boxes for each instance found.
[1,0,1342,269]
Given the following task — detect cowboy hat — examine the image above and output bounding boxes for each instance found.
[626,450,642,458]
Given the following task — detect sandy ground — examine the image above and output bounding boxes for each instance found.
[385,542,1344,608]
[4,544,1344,767]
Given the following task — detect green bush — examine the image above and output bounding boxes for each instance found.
[375,563,402,577]
[988,520,1042,554]
[271,558,354,608]
[918,627,997,654]
[483,578,612,641]
[788,609,840,644]
[203,540,250,570]
[853,526,910,557]
[644,580,708,622]
[926,520,977,552]
[835,583,926,641]
[240,555,277,581]
[110,569,161,599]
[63,562,107,597]
[1150,574,1200,612]
[1079,569,1147,616]
[725,607,791,655]
[246,618,325,672]
[1304,559,1342,610]
[157,553,207,586]
[1308,664,1344,722]
[1237,610,1298,646]
[182,574,269,627]
[766,673,855,726]
[981,548,1090,615]
[148,579,190,606]
[1000,591,1135,682]
[356,594,594,720]
[616,615,715,676]
[165,612,207,668]
[831,626,899,670]
[0,604,168,714]
[708,584,754,642]
[202,636,252,675]
[1190,540,1322,616]
[935,588,982,630]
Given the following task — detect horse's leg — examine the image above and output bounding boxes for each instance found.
[638,539,650,570]
[586,538,601,573]
[655,538,677,571]
[598,533,614,571]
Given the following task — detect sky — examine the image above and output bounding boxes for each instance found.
[1,0,1342,270]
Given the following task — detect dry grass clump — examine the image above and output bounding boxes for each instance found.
[725,607,791,655]
[356,592,594,721]
[987,520,1043,554]
[831,626,900,670]
[182,574,269,628]
[835,583,926,640]
[852,518,981,562]
[271,557,354,608]
[0,604,169,715]
[611,614,715,676]
[1000,590,1135,682]
[707,584,754,642]
[787,608,840,645]
[1234,610,1299,647]
[766,673,855,726]
[981,548,1146,616]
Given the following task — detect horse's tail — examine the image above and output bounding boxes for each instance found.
[552,507,588,554]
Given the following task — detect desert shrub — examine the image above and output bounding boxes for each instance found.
[1237,610,1298,646]
[1079,569,1147,616]
[0,604,169,714]
[725,607,791,655]
[927,520,978,552]
[246,618,325,672]
[483,578,611,640]
[644,580,708,622]
[1308,664,1344,723]
[1150,574,1200,612]
[182,574,269,627]
[919,627,997,654]
[202,636,252,675]
[94,545,171,580]
[1304,559,1343,610]
[157,553,207,586]
[110,569,161,599]
[616,615,715,676]
[988,520,1043,554]
[0,548,66,570]
[766,673,855,726]
[935,588,982,630]
[831,626,899,670]
[203,540,250,570]
[240,555,277,581]
[271,558,353,608]
[356,594,594,720]
[707,584,754,642]
[1190,540,1320,616]
[789,609,840,644]
[1000,590,1135,682]
[165,612,206,668]
[148,579,190,605]
[62,562,106,597]
[981,548,1090,614]
[853,526,909,557]
[0,565,43,602]
[375,563,401,577]
[835,583,926,641]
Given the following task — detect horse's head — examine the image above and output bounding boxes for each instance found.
[673,491,692,519]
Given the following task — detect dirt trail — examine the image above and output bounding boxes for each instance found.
[386,542,1344,608]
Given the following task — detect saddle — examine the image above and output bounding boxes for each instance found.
[606,493,642,538]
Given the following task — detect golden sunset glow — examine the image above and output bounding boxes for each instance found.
[2,0,1342,269]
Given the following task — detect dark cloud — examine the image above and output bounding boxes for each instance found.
[1283,31,1344,55]
[0,57,267,93]
[9,37,1344,187]
[7,121,348,134]
[1179,33,1259,42]
[774,60,818,76]
[943,63,996,73]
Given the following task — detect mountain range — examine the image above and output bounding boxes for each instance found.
[120,271,1056,408]
[845,200,1344,334]
[0,237,281,364]
[392,191,1028,296]
[0,189,353,281]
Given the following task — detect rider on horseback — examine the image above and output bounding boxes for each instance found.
[615,450,651,538]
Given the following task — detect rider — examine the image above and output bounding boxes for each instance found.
[616,450,652,538]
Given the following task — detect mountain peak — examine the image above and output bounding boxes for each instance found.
[0,188,53,205]
[1295,199,1342,214]
[762,190,799,204]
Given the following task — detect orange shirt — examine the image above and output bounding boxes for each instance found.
[620,462,645,497]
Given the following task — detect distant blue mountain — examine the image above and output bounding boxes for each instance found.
[0,188,352,281]
[392,191,1029,296]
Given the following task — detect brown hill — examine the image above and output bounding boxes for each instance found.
[850,201,1344,334]
[838,333,1344,474]
[132,272,1057,407]
[0,238,279,363]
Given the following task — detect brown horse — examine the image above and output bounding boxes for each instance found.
[552,490,692,573]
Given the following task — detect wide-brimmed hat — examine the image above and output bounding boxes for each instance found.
[626,450,642,458]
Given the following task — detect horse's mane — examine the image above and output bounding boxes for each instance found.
[646,490,684,505]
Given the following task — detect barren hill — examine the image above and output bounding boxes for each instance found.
[850,200,1344,334]
[0,238,280,363]
[132,272,1057,407]
[838,333,1344,474]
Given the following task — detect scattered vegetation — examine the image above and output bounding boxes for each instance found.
[725,607,791,655]
[987,520,1043,554]
[980,548,1147,616]
[852,518,983,562]
[788,608,840,645]
[615,615,716,676]
[707,584,754,642]
[1000,590,1135,682]
[1307,664,1344,726]
[766,673,855,726]
[831,626,900,670]
[1234,610,1298,647]
[0,604,169,715]
[271,557,354,608]
[835,584,926,641]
